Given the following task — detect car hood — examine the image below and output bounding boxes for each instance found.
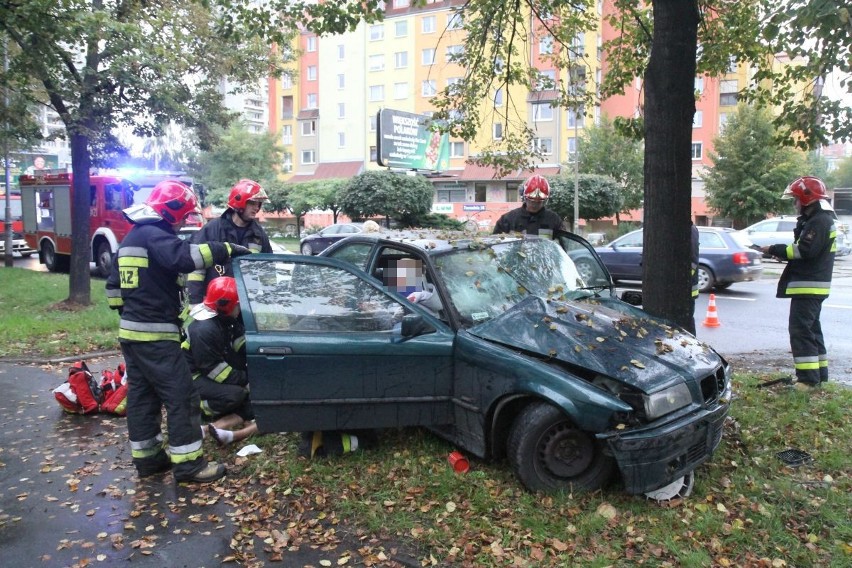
[468,295,720,392]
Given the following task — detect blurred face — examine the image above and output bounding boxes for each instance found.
[525,198,546,213]
[383,258,423,293]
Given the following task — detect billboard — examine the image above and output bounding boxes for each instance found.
[376,108,449,172]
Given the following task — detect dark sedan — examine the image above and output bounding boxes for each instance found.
[299,223,364,255]
[593,227,763,292]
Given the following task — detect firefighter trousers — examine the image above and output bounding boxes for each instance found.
[121,340,205,479]
[788,297,828,385]
[195,378,254,422]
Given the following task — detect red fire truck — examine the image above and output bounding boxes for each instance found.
[19,170,198,276]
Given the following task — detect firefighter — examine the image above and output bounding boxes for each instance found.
[187,179,272,305]
[105,180,252,483]
[492,174,566,237]
[761,176,837,390]
[183,277,258,446]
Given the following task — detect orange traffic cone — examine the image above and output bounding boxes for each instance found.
[702,293,721,327]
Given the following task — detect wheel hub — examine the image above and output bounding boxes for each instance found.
[539,423,593,478]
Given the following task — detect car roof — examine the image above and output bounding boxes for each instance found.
[323,229,524,256]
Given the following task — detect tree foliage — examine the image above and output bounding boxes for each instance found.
[547,174,622,229]
[578,116,644,213]
[339,171,433,225]
[704,104,807,227]
[188,122,284,196]
[832,157,852,189]
[0,0,292,304]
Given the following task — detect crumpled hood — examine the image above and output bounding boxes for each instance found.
[469,296,721,392]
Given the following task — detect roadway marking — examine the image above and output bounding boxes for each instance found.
[711,296,755,302]
[825,303,852,310]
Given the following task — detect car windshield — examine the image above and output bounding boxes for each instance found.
[435,238,595,327]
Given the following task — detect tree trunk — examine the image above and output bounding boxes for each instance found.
[642,1,699,331]
[68,131,92,305]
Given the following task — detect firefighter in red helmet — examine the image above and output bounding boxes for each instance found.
[106,180,252,483]
[186,179,273,305]
[183,277,259,447]
[493,174,566,237]
[761,176,837,390]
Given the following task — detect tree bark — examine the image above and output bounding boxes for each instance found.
[642,0,699,331]
[68,131,92,305]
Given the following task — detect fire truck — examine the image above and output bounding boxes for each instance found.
[19,170,198,276]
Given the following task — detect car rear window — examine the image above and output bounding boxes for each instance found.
[698,231,726,249]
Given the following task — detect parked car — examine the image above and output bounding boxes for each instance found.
[299,223,364,255]
[592,227,763,293]
[232,230,731,497]
[739,214,851,258]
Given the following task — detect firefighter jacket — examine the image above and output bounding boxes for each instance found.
[186,211,272,304]
[492,204,566,237]
[105,221,233,342]
[767,203,836,299]
[182,315,248,387]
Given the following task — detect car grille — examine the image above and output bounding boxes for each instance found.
[699,367,727,405]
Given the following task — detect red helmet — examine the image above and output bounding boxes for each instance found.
[523,175,550,201]
[145,181,198,225]
[228,179,268,210]
[783,176,827,206]
[203,277,239,318]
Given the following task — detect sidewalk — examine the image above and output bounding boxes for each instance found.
[0,355,416,567]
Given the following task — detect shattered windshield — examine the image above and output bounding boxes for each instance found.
[435,238,601,327]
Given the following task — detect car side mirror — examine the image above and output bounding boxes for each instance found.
[621,290,643,306]
[400,314,434,338]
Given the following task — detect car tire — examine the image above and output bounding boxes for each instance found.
[507,402,615,493]
[300,242,313,255]
[42,240,68,272]
[697,264,714,293]
[574,258,595,282]
[714,282,732,290]
[95,241,113,278]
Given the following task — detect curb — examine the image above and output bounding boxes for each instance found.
[0,350,122,366]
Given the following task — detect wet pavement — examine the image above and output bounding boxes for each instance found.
[0,356,416,568]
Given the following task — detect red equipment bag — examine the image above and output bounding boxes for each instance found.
[99,362,128,416]
[53,361,103,414]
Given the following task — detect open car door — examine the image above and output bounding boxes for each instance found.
[233,254,455,433]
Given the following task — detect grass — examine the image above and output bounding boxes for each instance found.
[2,266,850,565]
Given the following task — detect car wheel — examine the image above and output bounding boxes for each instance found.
[574,258,595,282]
[697,264,714,293]
[42,241,62,272]
[300,242,313,255]
[95,241,113,278]
[507,402,615,493]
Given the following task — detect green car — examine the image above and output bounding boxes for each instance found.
[233,231,731,496]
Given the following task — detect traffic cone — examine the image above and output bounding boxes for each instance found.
[702,293,721,327]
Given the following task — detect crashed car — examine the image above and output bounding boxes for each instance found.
[233,231,731,496]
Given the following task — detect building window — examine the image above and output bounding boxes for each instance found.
[727,56,737,73]
[369,24,384,41]
[422,48,435,65]
[494,88,503,107]
[422,15,436,33]
[394,82,409,99]
[281,74,293,89]
[567,107,584,128]
[539,36,553,55]
[436,189,466,202]
[337,74,345,89]
[506,183,520,202]
[338,103,345,118]
[282,152,292,172]
[694,76,704,95]
[533,103,554,121]
[567,137,577,160]
[369,85,384,101]
[537,69,556,90]
[719,113,730,132]
[370,146,377,162]
[394,20,407,37]
[301,150,316,164]
[369,54,385,72]
[422,80,437,96]
[281,95,293,118]
[719,80,738,106]
[449,141,464,157]
[306,93,317,108]
[282,125,292,144]
[693,110,703,128]
[307,66,317,81]
[337,44,345,60]
[306,36,316,52]
[533,137,553,155]
[393,0,410,8]
[301,121,316,136]
[446,45,464,62]
[338,132,346,147]
[691,142,702,160]
[493,123,503,140]
[394,51,408,68]
[447,12,463,30]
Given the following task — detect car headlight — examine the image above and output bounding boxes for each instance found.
[643,383,692,420]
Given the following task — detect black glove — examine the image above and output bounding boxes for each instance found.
[227,243,252,257]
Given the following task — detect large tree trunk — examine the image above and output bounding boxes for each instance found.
[68,131,92,305]
[642,1,699,332]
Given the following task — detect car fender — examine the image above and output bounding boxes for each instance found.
[91,228,119,256]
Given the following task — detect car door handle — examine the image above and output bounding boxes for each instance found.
[258,346,293,355]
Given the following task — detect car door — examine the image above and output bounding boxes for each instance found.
[600,230,644,280]
[315,225,341,251]
[233,254,455,433]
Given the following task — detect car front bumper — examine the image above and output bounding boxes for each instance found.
[598,400,730,495]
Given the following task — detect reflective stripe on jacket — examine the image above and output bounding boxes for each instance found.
[768,206,835,298]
